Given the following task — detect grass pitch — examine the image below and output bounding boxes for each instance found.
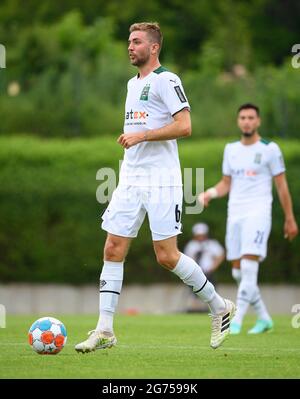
[0,314,299,379]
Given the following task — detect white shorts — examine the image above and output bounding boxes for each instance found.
[101,185,183,241]
[225,211,272,262]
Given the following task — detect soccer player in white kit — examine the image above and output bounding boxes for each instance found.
[75,22,235,353]
[199,103,298,334]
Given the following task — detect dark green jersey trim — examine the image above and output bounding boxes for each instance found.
[153,66,168,74]
[260,138,270,145]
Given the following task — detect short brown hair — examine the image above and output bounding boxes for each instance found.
[238,103,260,116]
[129,22,163,51]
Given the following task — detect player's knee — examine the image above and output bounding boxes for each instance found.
[104,239,126,261]
[232,259,240,269]
[155,251,178,270]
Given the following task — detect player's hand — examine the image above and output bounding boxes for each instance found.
[284,217,299,241]
[198,191,211,208]
[117,133,145,149]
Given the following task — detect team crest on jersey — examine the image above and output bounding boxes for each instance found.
[140,84,150,101]
[254,153,262,164]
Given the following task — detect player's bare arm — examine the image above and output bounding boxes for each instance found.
[198,175,231,207]
[274,172,298,241]
[117,108,191,149]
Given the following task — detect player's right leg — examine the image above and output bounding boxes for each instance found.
[75,233,131,353]
[75,185,145,353]
[230,260,243,335]
[225,219,243,334]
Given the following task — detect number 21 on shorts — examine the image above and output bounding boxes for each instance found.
[254,230,264,245]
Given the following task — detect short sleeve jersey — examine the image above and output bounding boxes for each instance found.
[184,239,224,274]
[119,66,190,186]
[222,139,285,215]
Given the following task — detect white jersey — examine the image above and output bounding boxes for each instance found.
[222,139,285,217]
[119,66,190,186]
[184,239,224,274]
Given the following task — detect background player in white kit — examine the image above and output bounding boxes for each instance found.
[199,103,298,334]
[75,22,235,353]
[184,223,225,284]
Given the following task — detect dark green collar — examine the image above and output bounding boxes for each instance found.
[260,138,270,145]
[153,65,168,74]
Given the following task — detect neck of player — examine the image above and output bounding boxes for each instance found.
[138,59,161,79]
[241,131,261,145]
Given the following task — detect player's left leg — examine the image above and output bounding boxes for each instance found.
[246,257,273,334]
[147,184,235,349]
[152,237,235,349]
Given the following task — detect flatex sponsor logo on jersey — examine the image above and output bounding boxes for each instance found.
[125,109,148,126]
[232,168,257,177]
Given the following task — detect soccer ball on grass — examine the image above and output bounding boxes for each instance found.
[28,317,67,354]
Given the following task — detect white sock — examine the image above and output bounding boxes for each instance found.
[250,286,272,321]
[232,268,241,285]
[172,253,225,314]
[233,258,258,325]
[232,266,271,321]
[96,260,124,333]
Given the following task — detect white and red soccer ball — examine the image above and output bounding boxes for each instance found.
[28,317,67,354]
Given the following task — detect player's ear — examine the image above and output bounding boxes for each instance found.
[257,116,261,127]
[151,43,160,55]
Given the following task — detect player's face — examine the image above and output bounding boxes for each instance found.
[128,31,153,67]
[195,234,207,242]
[237,109,260,137]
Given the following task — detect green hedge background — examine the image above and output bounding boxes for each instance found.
[0,135,299,285]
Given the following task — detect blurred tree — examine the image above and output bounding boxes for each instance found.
[248,0,300,65]
[0,0,299,69]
